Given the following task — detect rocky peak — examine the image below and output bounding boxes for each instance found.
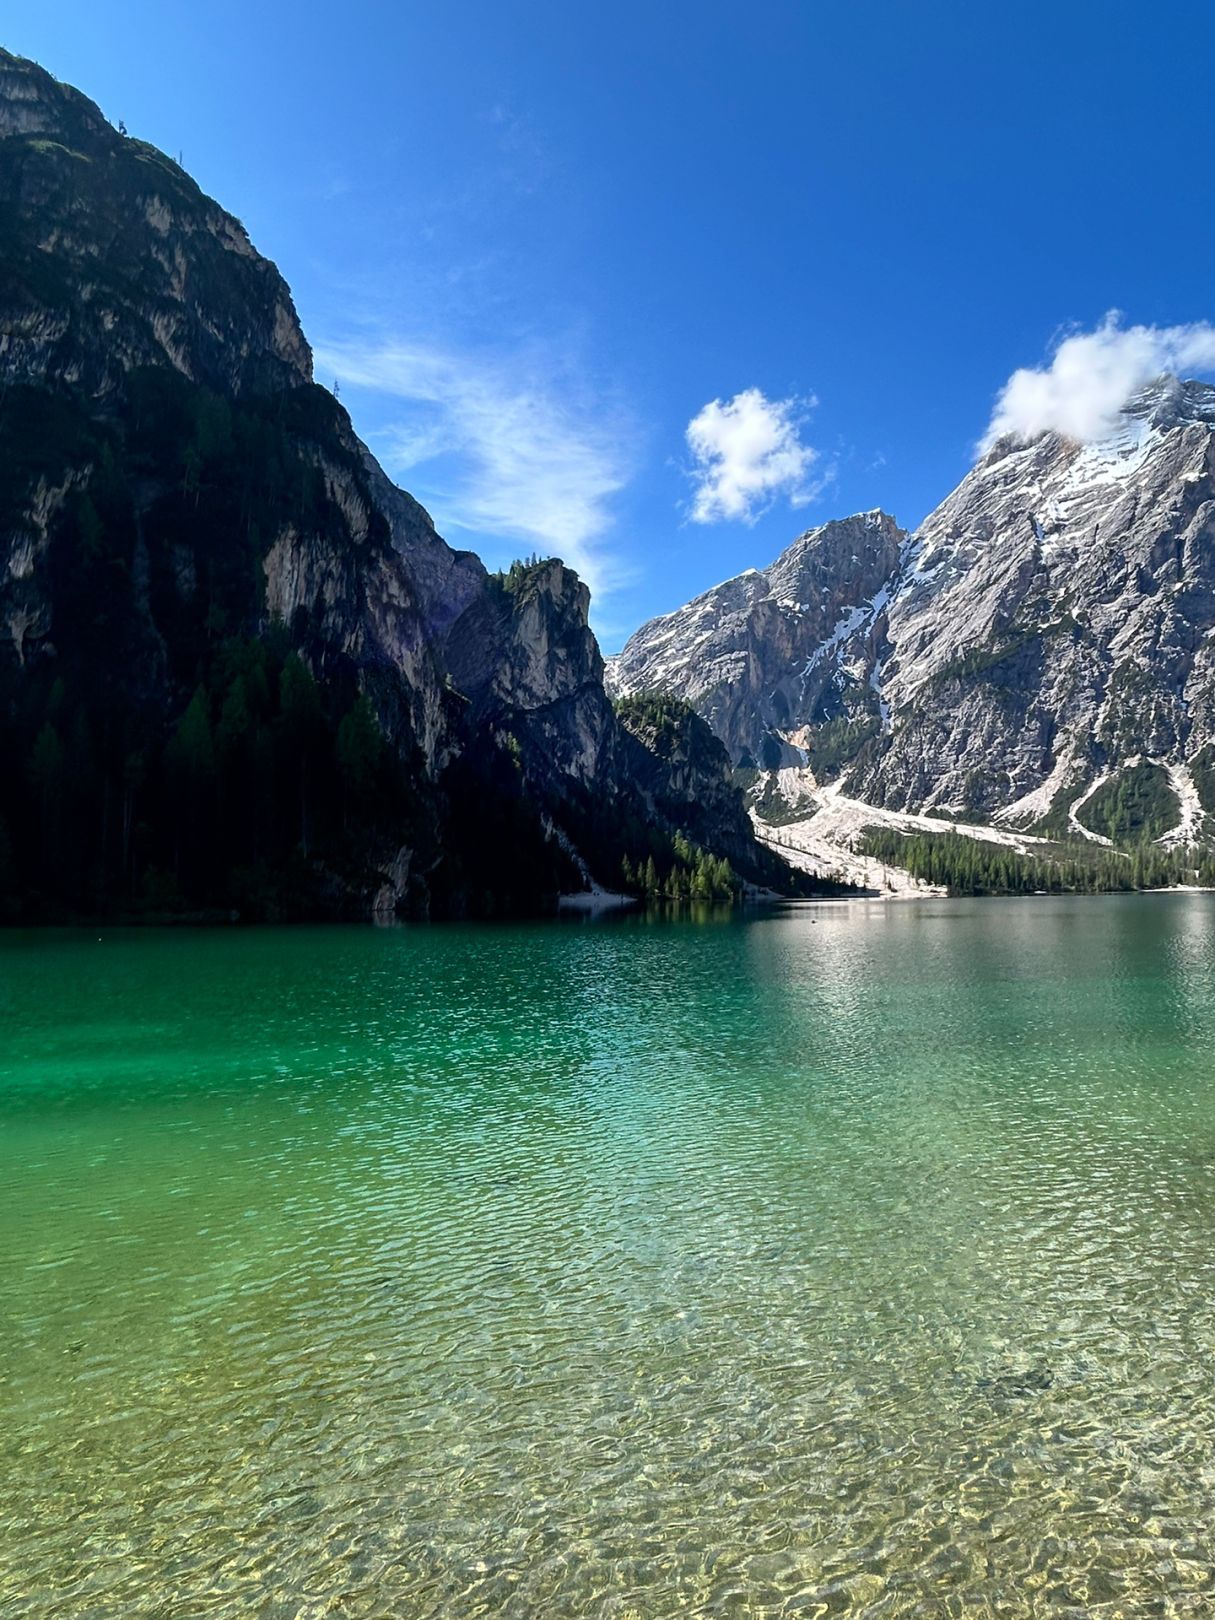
[0,50,110,143]
[764,510,903,608]
[612,372,1215,851]
[1123,374,1215,431]
[608,509,906,768]
[0,49,312,398]
[863,372,1215,819]
[978,375,1215,478]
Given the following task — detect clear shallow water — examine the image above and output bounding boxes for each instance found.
[3,898,1215,1619]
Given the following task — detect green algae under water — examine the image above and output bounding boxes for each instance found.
[3,896,1215,1618]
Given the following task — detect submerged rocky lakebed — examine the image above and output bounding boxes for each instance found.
[3,896,1215,1617]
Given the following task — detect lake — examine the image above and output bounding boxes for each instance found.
[3,897,1215,1617]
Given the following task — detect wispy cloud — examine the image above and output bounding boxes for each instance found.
[981,312,1215,452]
[685,388,826,524]
[487,102,554,196]
[316,335,630,601]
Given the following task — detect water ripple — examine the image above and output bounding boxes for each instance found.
[3,898,1215,1615]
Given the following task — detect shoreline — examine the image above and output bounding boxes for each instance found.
[556,887,638,913]
[4,885,1215,934]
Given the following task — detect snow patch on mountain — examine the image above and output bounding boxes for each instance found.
[615,376,1215,863]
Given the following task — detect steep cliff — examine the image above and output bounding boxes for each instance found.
[607,511,905,771]
[852,378,1215,832]
[0,50,801,920]
[0,50,311,399]
[610,380,1215,859]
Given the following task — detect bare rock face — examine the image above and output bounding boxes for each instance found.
[443,558,616,787]
[0,51,312,400]
[856,378,1215,824]
[611,380,1215,841]
[0,49,794,916]
[608,512,906,769]
[0,52,111,140]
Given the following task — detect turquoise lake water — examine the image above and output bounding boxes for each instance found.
[3,897,1215,1617]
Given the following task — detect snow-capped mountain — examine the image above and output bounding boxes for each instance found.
[609,376,1215,844]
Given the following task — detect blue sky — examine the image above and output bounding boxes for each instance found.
[7,1,1215,646]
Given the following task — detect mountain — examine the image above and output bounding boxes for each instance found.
[605,511,906,772]
[609,377,1215,868]
[0,50,810,921]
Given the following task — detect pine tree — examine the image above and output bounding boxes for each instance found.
[336,693,385,825]
[28,721,65,872]
[165,686,217,886]
[279,655,322,853]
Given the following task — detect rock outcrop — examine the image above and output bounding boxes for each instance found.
[610,380,1215,846]
[0,52,311,400]
[0,49,798,919]
[607,512,904,770]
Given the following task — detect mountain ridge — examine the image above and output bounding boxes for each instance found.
[0,49,814,920]
[610,377,1215,864]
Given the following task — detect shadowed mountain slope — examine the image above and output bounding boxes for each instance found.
[0,49,811,920]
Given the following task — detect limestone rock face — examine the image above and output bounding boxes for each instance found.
[608,512,906,769]
[0,51,111,140]
[854,379,1215,823]
[0,51,312,399]
[0,48,791,914]
[610,380,1215,839]
[443,560,613,786]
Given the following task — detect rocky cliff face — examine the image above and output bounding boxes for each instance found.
[0,52,311,400]
[852,379,1215,831]
[610,380,1215,847]
[0,50,795,919]
[612,692,769,871]
[607,512,905,769]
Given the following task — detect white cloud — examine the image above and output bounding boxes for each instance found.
[685,388,824,524]
[981,313,1215,452]
[315,336,628,600]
